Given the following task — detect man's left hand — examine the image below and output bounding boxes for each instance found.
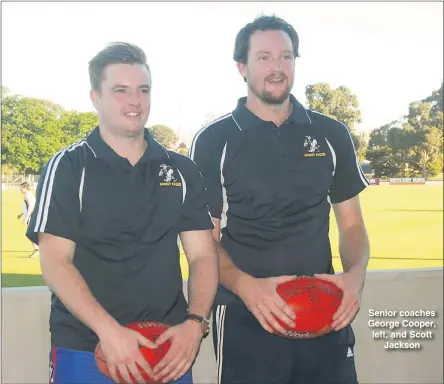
[153,320,203,383]
[314,272,364,331]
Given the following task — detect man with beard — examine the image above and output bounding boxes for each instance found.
[27,42,218,384]
[189,15,370,384]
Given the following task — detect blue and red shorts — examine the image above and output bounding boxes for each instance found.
[49,346,193,384]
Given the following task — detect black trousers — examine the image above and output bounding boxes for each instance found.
[212,300,358,384]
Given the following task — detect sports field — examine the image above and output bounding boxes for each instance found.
[2,185,443,287]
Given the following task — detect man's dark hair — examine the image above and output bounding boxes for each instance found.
[88,42,151,92]
[20,182,31,190]
[233,15,300,64]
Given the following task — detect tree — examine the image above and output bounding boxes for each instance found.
[148,125,178,149]
[403,98,443,177]
[367,121,409,177]
[1,96,65,173]
[368,120,400,149]
[40,99,65,118]
[367,84,443,178]
[424,82,443,117]
[58,111,98,146]
[2,86,12,98]
[366,147,407,178]
[410,126,443,178]
[176,142,188,156]
[351,133,368,163]
[1,92,99,174]
[306,83,367,160]
[305,83,362,131]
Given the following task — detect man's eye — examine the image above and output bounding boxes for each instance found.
[284,55,292,60]
[140,89,150,93]
[115,89,126,93]
[259,56,268,61]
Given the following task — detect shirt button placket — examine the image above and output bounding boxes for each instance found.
[278,130,285,156]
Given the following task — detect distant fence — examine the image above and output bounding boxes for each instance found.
[367,178,442,186]
[1,174,40,190]
[2,173,442,192]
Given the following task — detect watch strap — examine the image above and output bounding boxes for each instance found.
[186,314,210,337]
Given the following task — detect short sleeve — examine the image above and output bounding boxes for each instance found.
[26,154,81,244]
[176,157,214,233]
[328,124,370,204]
[189,129,224,219]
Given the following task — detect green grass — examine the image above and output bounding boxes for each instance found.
[330,185,443,271]
[2,185,443,287]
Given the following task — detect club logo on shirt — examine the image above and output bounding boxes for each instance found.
[304,136,326,157]
[159,164,182,187]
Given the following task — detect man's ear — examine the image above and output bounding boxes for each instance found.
[90,88,99,110]
[236,62,248,81]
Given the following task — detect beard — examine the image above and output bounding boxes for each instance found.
[248,76,292,106]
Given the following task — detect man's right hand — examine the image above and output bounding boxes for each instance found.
[236,275,297,334]
[98,323,159,384]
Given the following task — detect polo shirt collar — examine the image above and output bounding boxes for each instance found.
[86,126,170,162]
[232,93,312,131]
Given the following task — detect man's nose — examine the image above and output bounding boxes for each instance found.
[268,58,284,72]
[128,90,142,105]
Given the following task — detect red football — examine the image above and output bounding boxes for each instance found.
[273,276,343,339]
[95,321,171,383]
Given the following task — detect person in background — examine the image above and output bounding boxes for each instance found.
[17,181,39,258]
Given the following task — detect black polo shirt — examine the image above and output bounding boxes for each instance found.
[27,126,213,351]
[189,94,369,304]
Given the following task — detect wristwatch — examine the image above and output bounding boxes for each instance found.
[186,314,210,338]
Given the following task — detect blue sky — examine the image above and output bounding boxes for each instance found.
[2,2,443,143]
